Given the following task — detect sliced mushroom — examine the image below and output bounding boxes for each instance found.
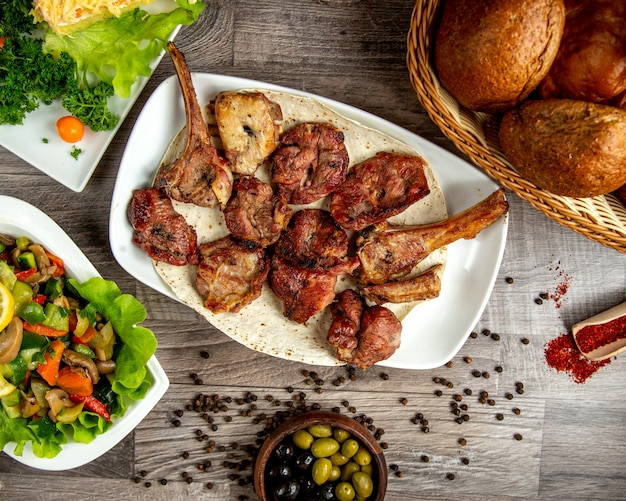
[45,388,71,416]
[95,359,116,375]
[0,317,23,364]
[21,391,41,418]
[62,349,100,384]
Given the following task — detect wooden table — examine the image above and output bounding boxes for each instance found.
[1,2,626,500]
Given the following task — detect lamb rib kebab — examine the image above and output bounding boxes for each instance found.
[360,263,443,305]
[153,42,233,208]
[357,188,509,285]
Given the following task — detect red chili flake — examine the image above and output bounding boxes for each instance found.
[544,333,611,384]
[575,315,626,353]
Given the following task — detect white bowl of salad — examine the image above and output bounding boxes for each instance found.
[0,195,169,470]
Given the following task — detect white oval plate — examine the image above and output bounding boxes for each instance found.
[109,74,508,370]
[0,195,169,471]
[0,0,181,193]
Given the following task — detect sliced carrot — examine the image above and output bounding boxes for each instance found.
[36,340,65,386]
[56,366,93,397]
[45,251,65,277]
[23,321,68,338]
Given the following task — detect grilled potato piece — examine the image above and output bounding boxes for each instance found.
[215,91,283,175]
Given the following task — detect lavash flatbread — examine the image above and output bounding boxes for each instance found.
[154,90,448,366]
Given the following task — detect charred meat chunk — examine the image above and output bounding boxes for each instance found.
[128,188,198,266]
[271,122,350,204]
[195,235,269,314]
[360,264,443,305]
[154,43,233,208]
[223,176,292,248]
[274,208,355,271]
[330,151,431,231]
[328,289,402,369]
[357,189,508,285]
[215,91,283,175]
[269,208,359,324]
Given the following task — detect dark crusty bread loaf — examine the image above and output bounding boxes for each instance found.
[499,99,626,198]
[434,0,565,114]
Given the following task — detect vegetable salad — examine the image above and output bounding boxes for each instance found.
[0,234,158,458]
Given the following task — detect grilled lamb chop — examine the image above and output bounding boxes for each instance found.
[271,122,350,204]
[223,176,292,249]
[330,151,431,231]
[195,235,269,314]
[357,189,508,285]
[214,91,283,175]
[154,42,233,208]
[128,188,198,266]
[269,208,359,324]
[328,289,402,369]
[360,263,443,305]
[274,208,356,271]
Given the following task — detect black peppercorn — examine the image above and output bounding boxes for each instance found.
[514,433,523,441]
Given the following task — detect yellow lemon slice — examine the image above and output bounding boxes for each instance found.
[0,282,15,332]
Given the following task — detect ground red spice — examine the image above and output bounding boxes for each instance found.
[575,315,626,353]
[544,333,611,384]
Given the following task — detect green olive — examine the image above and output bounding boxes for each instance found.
[353,447,372,466]
[340,461,361,482]
[312,457,333,485]
[361,463,373,476]
[341,438,360,458]
[333,428,351,443]
[311,437,340,458]
[329,465,341,482]
[308,424,333,438]
[330,451,350,466]
[335,481,356,501]
[352,471,374,498]
[293,429,314,449]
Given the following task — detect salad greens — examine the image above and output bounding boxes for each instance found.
[0,237,159,459]
[0,0,204,129]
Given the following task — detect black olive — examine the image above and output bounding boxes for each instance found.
[315,482,337,500]
[267,463,292,480]
[274,441,296,461]
[294,450,315,471]
[297,475,316,493]
[272,479,300,501]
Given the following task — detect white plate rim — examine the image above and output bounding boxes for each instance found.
[0,195,169,470]
[109,73,508,370]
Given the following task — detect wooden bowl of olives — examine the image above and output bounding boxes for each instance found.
[254,410,387,501]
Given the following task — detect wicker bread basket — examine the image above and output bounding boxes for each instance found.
[406,0,626,253]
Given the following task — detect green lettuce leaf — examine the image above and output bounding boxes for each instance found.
[43,0,205,98]
[68,277,158,398]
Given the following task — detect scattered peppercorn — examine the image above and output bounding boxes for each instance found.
[400,397,408,405]
[482,329,491,336]
[200,350,210,359]
[421,455,430,462]
[512,408,521,415]
[514,433,523,441]
[447,473,455,480]
[535,298,543,305]
[521,338,530,345]
[491,333,500,341]
[458,438,467,446]
[463,357,472,364]
[496,413,504,421]
[482,371,491,379]
[160,479,168,485]
[461,457,470,465]
[472,370,481,378]
[505,392,514,400]
[446,361,453,368]
[380,372,389,380]
[505,276,514,284]
[470,331,478,338]
[495,366,503,373]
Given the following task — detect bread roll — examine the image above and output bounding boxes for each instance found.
[434,0,565,113]
[539,0,626,108]
[499,99,626,198]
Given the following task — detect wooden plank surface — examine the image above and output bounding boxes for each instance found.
[1,1,626,500]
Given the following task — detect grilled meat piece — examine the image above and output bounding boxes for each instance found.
[328,289,402,369]
[154,43,233,208]
[214,91,283,175]
[274,208,356,271]
[330,151,431,231]
[360,264,443,305]
[223,176,292,248]
[270,208,359,323]
[195,235,269,314]
[271,122,350,204]
[269,255,348,324]
[357,189,508,284]
[128,188,198,266]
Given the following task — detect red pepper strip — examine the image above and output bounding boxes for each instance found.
[45,251,65,278]
[23,321,68,338]
[69,394,111,422]
[68,311,77,331]
[72,335,87,346]
[15,267,37,281]
[33,294,47,305]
